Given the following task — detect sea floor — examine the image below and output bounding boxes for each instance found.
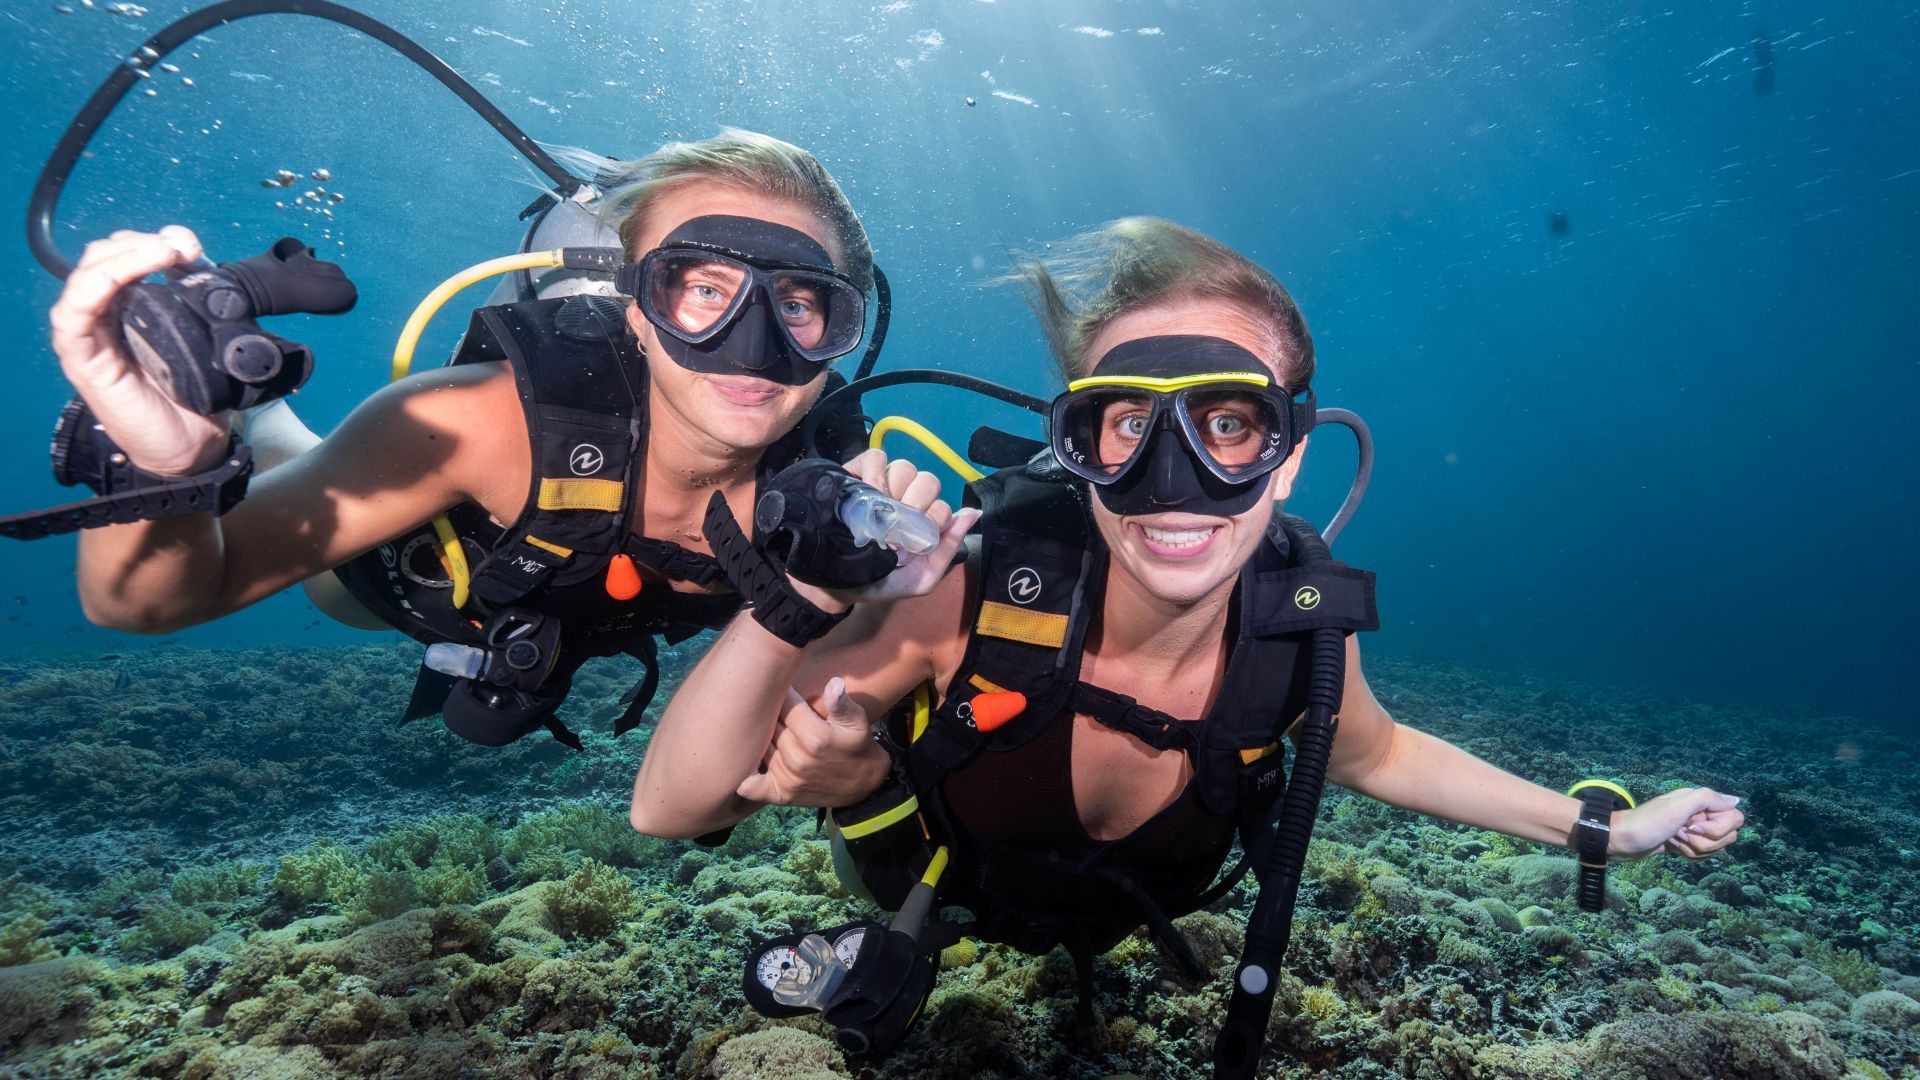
[0,641,1914,1079]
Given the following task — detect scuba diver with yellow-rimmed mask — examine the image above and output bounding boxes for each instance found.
[627,217,1748,1075]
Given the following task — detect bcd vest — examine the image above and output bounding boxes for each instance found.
[831,459,1378,960]
[334,294,865,746]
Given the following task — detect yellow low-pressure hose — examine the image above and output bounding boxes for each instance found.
[390,249,568,608]
[869,416,984,484]
[921,845,951,888]
[391,249,565,381]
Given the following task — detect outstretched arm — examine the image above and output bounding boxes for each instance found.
[1321,637,1743,860]
[629,546,974,840]
[56,227,524,632]
[630,450,978,840]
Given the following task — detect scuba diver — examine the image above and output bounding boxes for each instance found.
[11,3,898,751]
[43,128,880,751]
[628,218,1747,1075]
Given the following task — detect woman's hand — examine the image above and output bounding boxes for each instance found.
[49,226,231,475]
[735,678,893,807]
[1608,787,1744,861]
[790,448,981,610]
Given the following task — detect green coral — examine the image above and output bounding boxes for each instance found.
[1653,973,1698,1009]
[271,839,370,913]
[1803,939,1883,995]
[169,859,267,910]
[123,900,217,957]
[0,915,56,966]
[82,867,163,919]
[503,800,657,881]
[0,874,57,924]
[545,859,638,938]
[366,813,500,872]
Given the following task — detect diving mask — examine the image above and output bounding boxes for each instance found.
[617,214,865,385]
[1050,335,1314,516]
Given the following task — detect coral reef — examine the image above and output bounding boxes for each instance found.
[0,644,1914,1078]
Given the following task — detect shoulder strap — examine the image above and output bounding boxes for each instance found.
[906,466,1097,789]
[459,297,646,614]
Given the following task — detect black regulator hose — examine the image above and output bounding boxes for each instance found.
[1311,407,1373,549]
[28,0,586,279]
[1212,520,1349,1079]
[800,366,1050,458]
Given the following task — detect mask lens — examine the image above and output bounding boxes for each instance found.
[1055,388,1156,480]
[1182,386,1281,474]
[643,251,748,339]
[770,269,864,361]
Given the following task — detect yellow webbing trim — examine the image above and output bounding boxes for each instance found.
[869,416,984,484]
[976,601,1070,647]
[537,477,625,512]
[834,795,921,840]
[430,514,471,610]
[524,535,574,558]
[967,673,1009,695]
[390,249,566,381]
[910,683,932,744]
[920,846,951,888]
[1567,778,1637,809]
[1066,371,1272,393]
[1239,741,1281,765]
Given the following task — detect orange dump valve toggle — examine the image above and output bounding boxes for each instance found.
[969,691,1027,733]
[605,553,643,601]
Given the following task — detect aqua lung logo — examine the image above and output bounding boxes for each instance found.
[569,443,606,476]
[1007,566,1043,606]
[1293,585,1321,611]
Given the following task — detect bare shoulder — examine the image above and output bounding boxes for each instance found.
[340,362,530,517]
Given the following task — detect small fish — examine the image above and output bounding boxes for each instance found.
[1548,211,1571,236]
[965,96,976,107]
[112,671,134,691]
[312,167,332,182]
[261,169,298,188]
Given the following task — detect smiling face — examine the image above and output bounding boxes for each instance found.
[1081,299,1307,608]
[623,181,841,452]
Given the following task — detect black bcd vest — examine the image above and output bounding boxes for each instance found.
[836,459,1378,956]
[333,295,866,742]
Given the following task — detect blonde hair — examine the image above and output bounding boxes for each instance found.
[1014,217,1314,390]
[574,128,874,292]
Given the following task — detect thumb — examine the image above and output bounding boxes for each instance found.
[821,677,868,730]
[736,768,782,804]
[922,507,980,566]
[1694,790,1742,813]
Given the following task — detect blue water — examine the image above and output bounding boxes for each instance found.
[0,0,1913,728]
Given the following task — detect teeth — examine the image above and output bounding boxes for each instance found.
[1141,525,1215,549]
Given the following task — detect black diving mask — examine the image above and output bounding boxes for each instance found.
[617,214,864,386]
[1050,335,1315,517]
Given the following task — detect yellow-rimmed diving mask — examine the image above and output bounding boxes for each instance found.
[1049,335,1315,516]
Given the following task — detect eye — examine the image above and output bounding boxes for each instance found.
[1119,415,1149,438]
[1207,413,1246,438]
[692,284,724,302]
[780,297,815,319]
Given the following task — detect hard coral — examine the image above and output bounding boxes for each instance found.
[546,859,638,938]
